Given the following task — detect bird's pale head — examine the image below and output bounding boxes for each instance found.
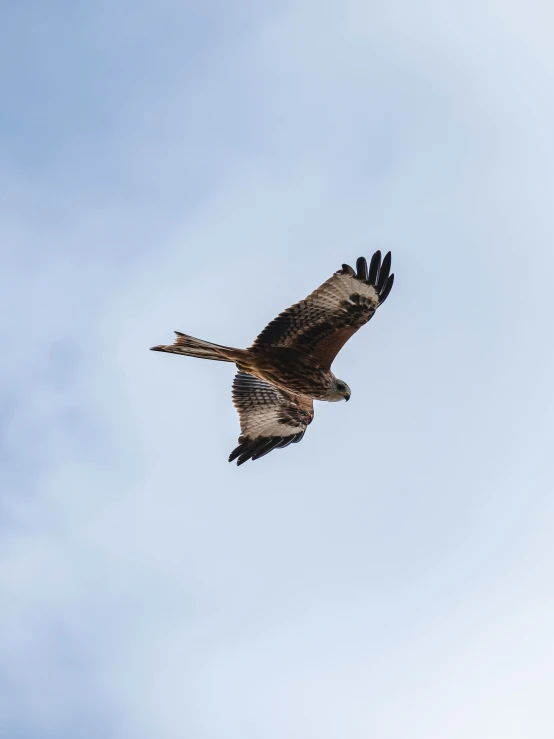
[327,377,351,402]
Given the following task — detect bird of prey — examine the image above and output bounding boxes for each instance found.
[151,250,394,465]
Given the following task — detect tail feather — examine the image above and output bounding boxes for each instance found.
[150,332,245,363]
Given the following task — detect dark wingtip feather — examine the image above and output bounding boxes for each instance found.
[228,445,243,463]
[252,438,283,461]
[341,263,356,276]
[229,437,268,465]
[276,436,295,449]
[236,440,258,465]
[150,345,165,352]
[379,273,394,304]
[229,436,250,463]
[229,431,306,465]
[376,251,392,293]
[356,257,368,281]
[367,250,382,285]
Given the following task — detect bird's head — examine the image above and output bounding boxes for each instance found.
[327,377,351,402]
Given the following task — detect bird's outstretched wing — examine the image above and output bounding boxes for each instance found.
[229,372,314,466]
[252,250,394,369]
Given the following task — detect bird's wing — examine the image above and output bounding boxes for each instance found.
[229,372,314,466]
[251,251,394,369]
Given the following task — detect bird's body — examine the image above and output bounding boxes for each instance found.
[151,250,394,465]
[237,346,337,400]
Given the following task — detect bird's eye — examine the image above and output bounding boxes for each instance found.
[336,383,345,391]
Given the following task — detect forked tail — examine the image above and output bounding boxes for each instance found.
[150,331,246,363]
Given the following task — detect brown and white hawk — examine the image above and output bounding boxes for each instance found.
[151,250,394,465]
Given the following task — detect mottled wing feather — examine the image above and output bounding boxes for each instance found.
[229,372,314,465]
[252,250,394,369]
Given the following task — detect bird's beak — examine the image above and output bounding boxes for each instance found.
[344,394,350,402]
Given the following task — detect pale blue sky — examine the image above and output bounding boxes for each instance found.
[2,2,554,738]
